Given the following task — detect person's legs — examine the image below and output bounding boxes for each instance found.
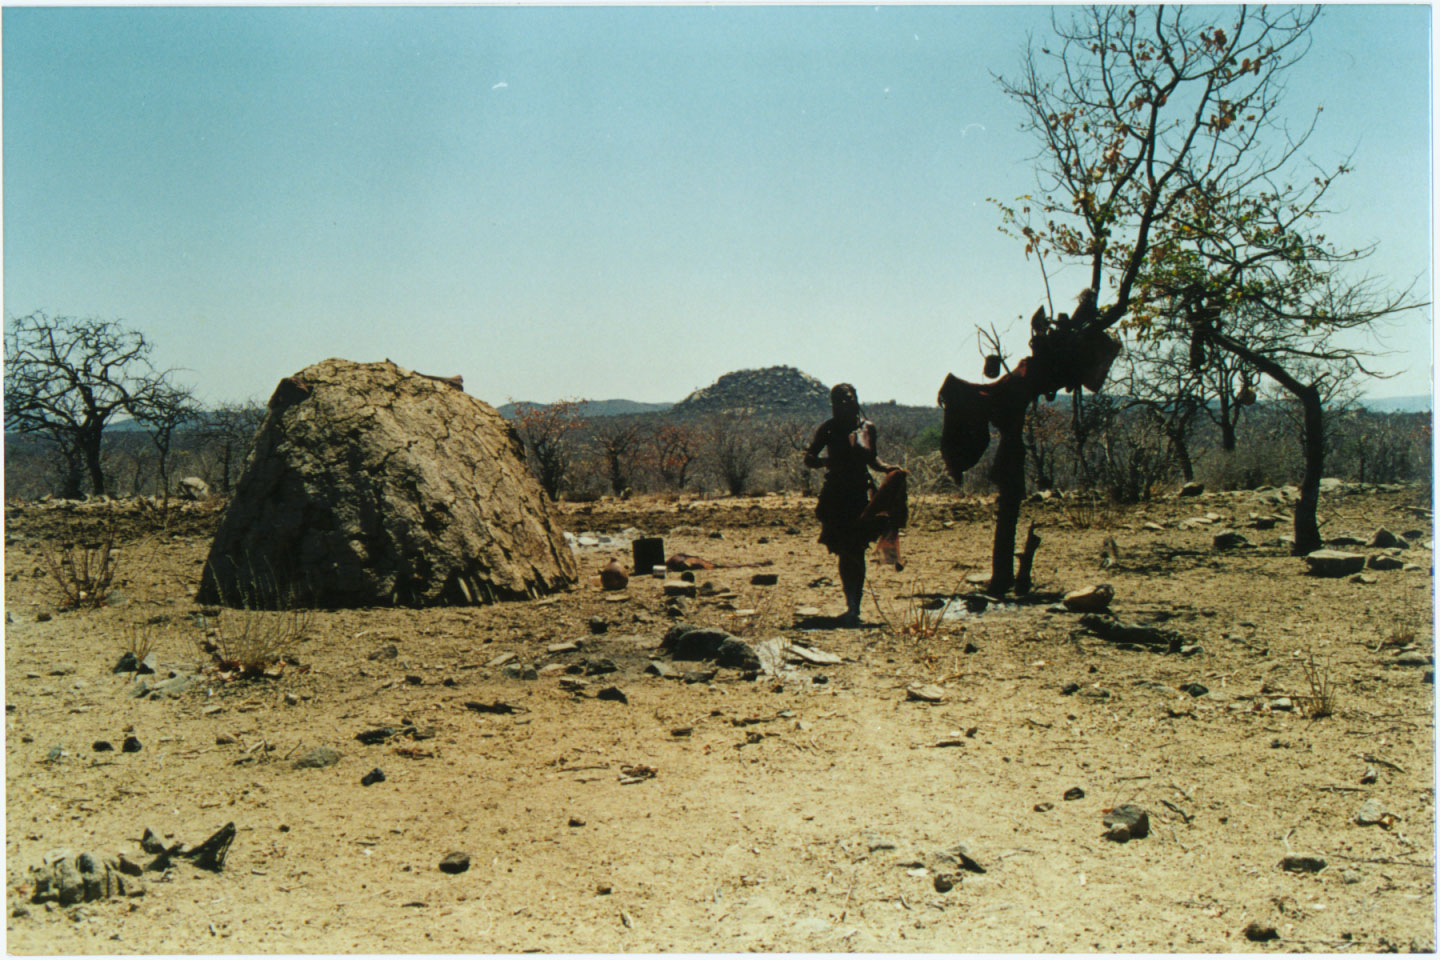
[838,553,865,623]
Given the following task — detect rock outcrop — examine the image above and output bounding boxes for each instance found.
[671,366,830,417]
[198,359,577,608]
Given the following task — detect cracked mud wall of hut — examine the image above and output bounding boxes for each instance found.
[197,358,578,608]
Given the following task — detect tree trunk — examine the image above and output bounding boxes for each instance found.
[1170,428,1195,482]
[1292,384,1325,554]
[987,408,1028,595]
[80,425,106,496]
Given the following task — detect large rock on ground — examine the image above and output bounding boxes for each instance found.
[1303,549,1366,578]
[198,359,578,608]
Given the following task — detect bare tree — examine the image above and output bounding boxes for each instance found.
[4,313,180,497]
[195,400,267,494]
[510,399,586,500]
[705,413,759,496]
[590,417,644,496]
[644,422,703,491]
[131,382,202,499]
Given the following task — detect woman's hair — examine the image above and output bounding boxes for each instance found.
[831,383,857,406]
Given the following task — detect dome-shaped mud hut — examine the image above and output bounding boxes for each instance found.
[197,359,578,608]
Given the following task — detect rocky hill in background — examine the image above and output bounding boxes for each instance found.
[496,399,674,420]
[670,365,831,418]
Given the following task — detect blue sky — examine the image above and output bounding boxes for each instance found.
[3,4,1432,408]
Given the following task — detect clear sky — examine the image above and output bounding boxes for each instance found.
[3,4,1432,409]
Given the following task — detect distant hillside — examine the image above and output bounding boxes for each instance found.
[670,365,831,417]
[1359,394,1432,414]
[495,399,673,420]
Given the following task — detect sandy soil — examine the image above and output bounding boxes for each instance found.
[4,484,1435,953]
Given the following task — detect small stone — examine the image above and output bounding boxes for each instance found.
[596,882,613,895]
[547,641,581,655]
[1178,481,1204,498]
[438,852,471,874]
[681,669,717,685]
[1369,528,1401,548]
[1354,798,1388,826]
[121,736,141,753]
[361,768,386,786]
[502,663,539,681]
[1059,682,1080,696]
[1342,870,1362,885]
[932,874,956,893]
[1063,787,1085,801]
[906,684,945,703]
[1267,697,1293,712]
[663,582,698,598]
[750,573,778,586]
[1102,804,1149,840]
[1244,921,1280,942]
[1062,584,1114,613]
[293,746,341,770]
[37,612,52,623]
[584,658,619,676]
[92,741,115,752]
[1280,853,1327,873]
[568,816,585,827]
[645,660,679,678]
[1361,765,1378,784]
[1351,573,1379,585]
[588,617,609,634]
[1304,550,1366,577]
[139,829,167,855]
[1212,529,1250,550]
[1180,682,1208,698]
[115,855,143,878]
[1368,555,1403,571]
[596,686,629,704]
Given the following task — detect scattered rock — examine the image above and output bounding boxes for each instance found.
[1267,697,1293,712]
[1034,802,1054,812]
[361,768,386,786]
[112,652,157,675]
[139,828,167,855]
[1243,921,1280,942]
[662,582,698,598]
[1370,528,1402,548]
[587,617,609,634]
[1303,549,1366,577]
[293,746,341,770]
[568,816,585,827]
[932,874,956,893]
[1059,682,1080,696]
[1354,798,1395,827]
[1062,584,1114,613]
[1342,869,1362,885]
[1078,614,1184,653]
[1279,853,1327,873]
[356,727,398,745]
[1102,804,1149,841]
[584,658,619,676]
[1179,682,1209,698]
[681,669,717,685]
[1063,787,1085,801]
[438,852,471,874]
[1212,529,1251,550]
[660,624,759,670]
[1178,481,1204,497]
[465,700,519,714]
[750,573,778,586]
[1361,765,1378,784]
[122,736,142,753]
[1368,554,1403,571]
[644,660,679,678]
[905,684,946,703]
[596,686,629,704]
[547,641,582,655]
[92,741,114,753]
[502,663,539,681]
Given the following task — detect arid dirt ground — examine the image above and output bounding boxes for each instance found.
[4,484,1435,953]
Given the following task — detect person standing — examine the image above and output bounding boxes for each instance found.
[804,383,908,625]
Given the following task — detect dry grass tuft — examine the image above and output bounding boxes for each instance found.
[1296,646,1338,719]
[39,526,119,610]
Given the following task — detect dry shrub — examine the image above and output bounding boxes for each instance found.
[39,525,119,610]
[120,621,158,663]
[210,606,310,676]
[1062,495,1115,530]
[1296,647,1337,719]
